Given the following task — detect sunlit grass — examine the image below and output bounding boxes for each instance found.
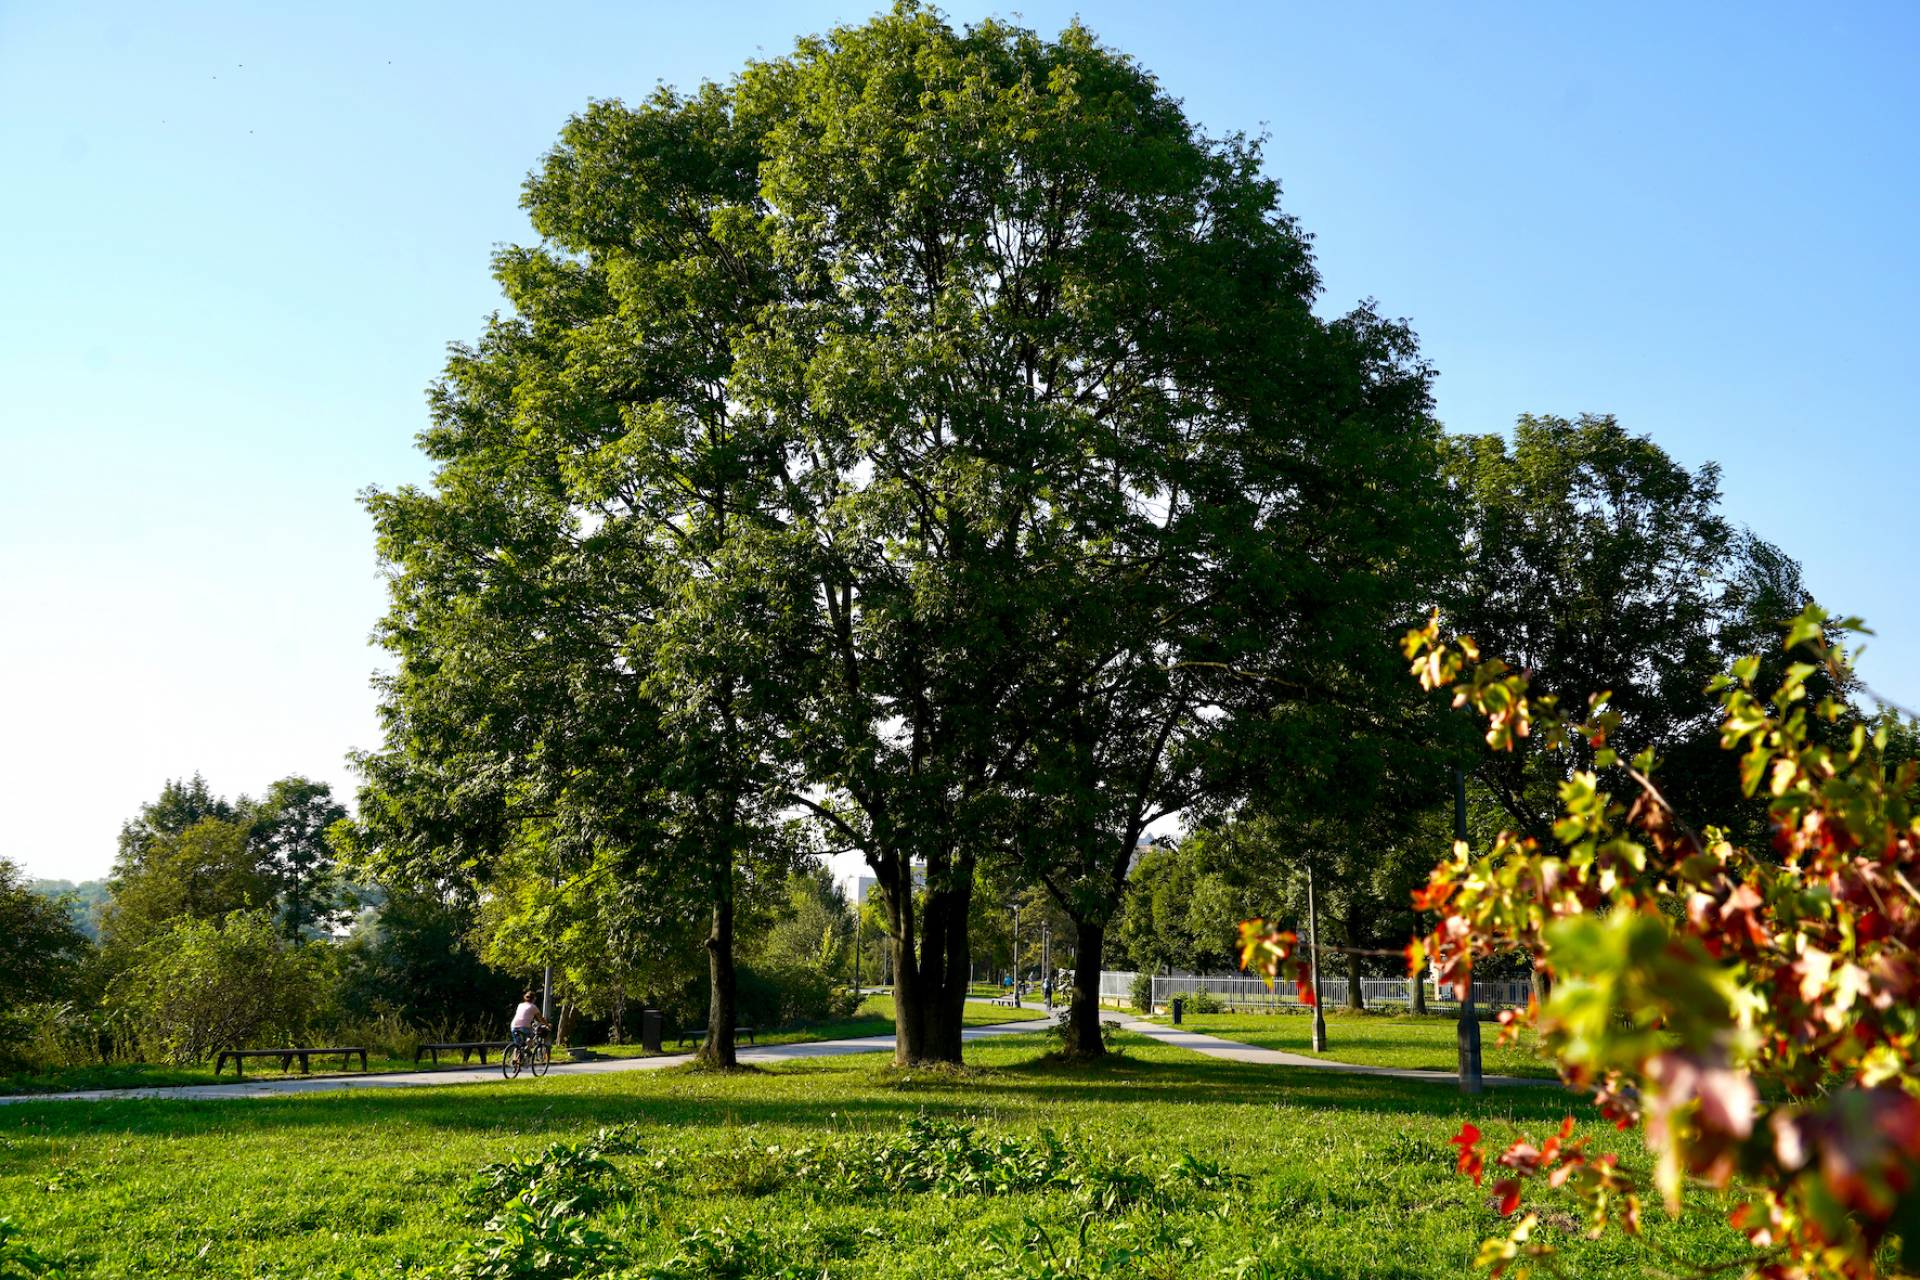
[0,1028,1744,1278]
[1151,1007,1559,1079]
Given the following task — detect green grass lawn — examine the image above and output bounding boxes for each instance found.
[0,998,1048,1096]
[0,1027,1746,1278]
[1149,1007,1560,1079]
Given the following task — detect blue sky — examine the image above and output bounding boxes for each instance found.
[2,3,1915,880]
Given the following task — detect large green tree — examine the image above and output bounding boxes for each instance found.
[1443,414,1820,846]
[356,5,1451,1065]
[729,7,1445,1061]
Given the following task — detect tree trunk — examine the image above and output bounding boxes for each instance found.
[1410,963,1428,1015]
[1529,959,1551,1010]
[1061,918,1107,1058]
[1345,956,1365,1011]
[701,866,738,1068]
[885,855,973,1066]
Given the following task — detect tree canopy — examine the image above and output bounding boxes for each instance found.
[347,4,1455,1064]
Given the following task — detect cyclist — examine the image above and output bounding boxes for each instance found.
[509,990,549,1056]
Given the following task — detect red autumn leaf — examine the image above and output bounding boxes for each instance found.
[1451,1122,1485,1187]
[1498,1141,1542,1175]
[1856,910,1891,943]
[1492,1178,1523,1216]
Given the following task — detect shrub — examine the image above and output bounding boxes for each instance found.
[1246,607,1920,1280]
[1184,989,1224,1014]
[107,910,317,1063]
[1128,972,1154,1013]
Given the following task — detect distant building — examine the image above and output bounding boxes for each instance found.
[840,862,925,908]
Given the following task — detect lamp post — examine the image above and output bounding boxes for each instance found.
[1454,765,1484,1094]
[1306,863,1328,1051]
[1010,899,1022,1008]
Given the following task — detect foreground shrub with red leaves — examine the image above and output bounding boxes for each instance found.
[1243,606,1920,1279]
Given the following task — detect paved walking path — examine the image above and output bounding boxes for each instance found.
[1119,1019,1555,1088]
[0,1020,1051,1107]
[1,1008,1554,1105]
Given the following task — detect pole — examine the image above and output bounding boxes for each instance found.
[1454,765,1484,1094]
[541,962,553,1021]
[1011,901,1022,1008]
[1042,920,1052,1010]
[853,904,862,993]
[1307,864,1328,1050]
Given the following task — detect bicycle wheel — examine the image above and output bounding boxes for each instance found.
[531,1041,551,1078]
[503,1043,523,1079]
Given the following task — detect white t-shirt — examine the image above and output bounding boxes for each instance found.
[511,1002,541,1030]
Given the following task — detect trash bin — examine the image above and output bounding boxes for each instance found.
[641,1008,662,1054]
[1170,997,1184,1025]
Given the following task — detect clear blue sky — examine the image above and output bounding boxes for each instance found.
[3,3,1915,881]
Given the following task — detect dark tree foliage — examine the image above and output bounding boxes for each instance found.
[250,776,348,942]
[0,858,91,1013]
[1444,414,1824,848]
[335,890,520,1033]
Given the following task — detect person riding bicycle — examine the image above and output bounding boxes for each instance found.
[509,990,549,1053]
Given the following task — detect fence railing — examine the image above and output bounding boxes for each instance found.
[1097,970,1530,1011]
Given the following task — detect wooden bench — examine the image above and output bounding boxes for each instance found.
[414,1041,511,1066]
[215,1047,368,1078]
[676,1025,757,1048]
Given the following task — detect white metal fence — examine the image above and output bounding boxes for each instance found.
[1099,970,1530,1011]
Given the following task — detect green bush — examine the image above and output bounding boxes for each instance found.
[1184,989,1224,1015]
[107,910,317,1063]
[1129,973,1154,1013]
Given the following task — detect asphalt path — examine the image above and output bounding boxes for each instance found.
[0,1018,1053,1106]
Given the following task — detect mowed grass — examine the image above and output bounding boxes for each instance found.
[0,998,1047,1096]
[0,1029,1746,1278]
[1159,1008,1561,1080]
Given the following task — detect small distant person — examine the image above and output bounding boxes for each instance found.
[1044,975,1054,1008]
[510,990,548,1050]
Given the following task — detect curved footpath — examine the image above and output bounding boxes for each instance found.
[0,1020,1048,1106]
[0,1006,1550,1106]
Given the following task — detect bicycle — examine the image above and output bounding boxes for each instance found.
[502,1025,552,1079]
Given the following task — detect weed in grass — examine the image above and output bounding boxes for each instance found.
[0,1217,64,1280]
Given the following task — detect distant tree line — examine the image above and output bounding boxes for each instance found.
[2,771,862,1078]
